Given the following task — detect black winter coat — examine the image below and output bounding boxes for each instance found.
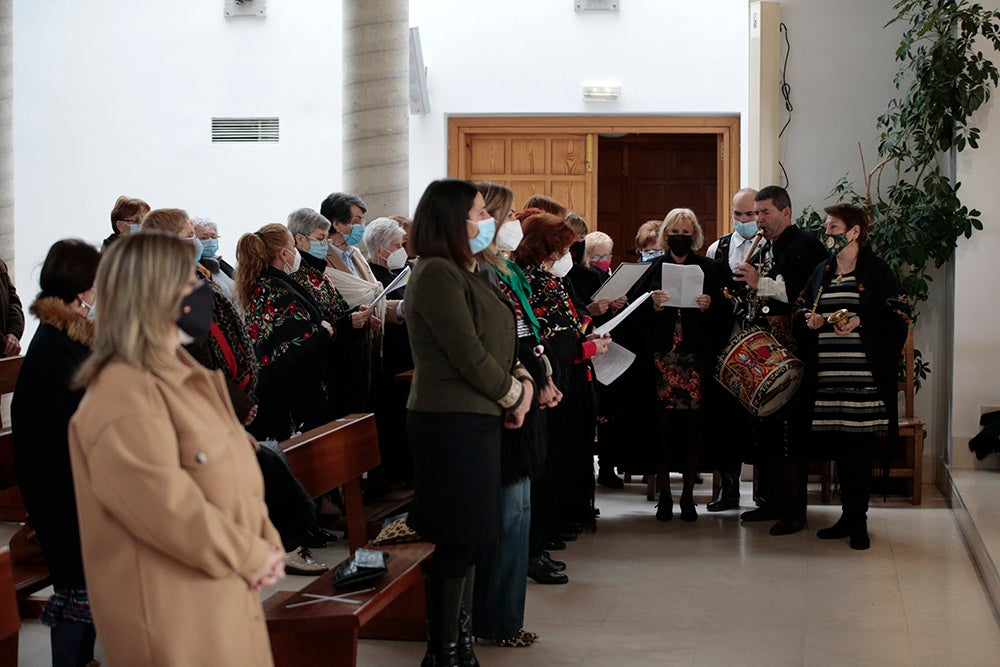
[11,298,92,590]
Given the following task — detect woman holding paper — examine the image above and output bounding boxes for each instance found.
[515,211,610,545]
[632,208,726,522]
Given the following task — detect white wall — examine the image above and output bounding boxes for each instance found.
[13,0,342,337]
[12,0,968,479]
[407,0,750,205]
[953,0,1000,469]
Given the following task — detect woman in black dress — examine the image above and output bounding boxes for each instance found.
[796,203,909,550]
[624,208,727,522]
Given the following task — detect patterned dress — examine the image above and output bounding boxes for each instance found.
[654,320,702,410]
[811,273,888,433]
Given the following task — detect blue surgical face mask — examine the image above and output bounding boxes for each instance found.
[734,220,758,239]
[469,217,496,255]
[129,223,141,234]
[343,224,365,246]
[640,249,664,263]
[307,238,328,259]
[200,238,219,258]
[190,237,204,262]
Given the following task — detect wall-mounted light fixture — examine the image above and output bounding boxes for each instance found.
[575,0,620,11]
[582,85,621,102]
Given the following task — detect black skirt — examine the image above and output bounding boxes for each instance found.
[406,410,502,545]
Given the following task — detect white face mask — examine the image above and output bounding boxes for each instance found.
[284,247,302,275]
[386,246,408,271]
[549,252,573,278]
[495,220,524,252]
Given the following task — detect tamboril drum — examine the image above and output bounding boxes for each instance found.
[716,327,803,417]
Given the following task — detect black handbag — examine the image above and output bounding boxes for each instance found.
[331,548,389,589]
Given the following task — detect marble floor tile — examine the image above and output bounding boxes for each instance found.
[10,480,1000,666]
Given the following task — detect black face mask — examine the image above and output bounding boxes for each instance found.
[666,234,694,257]
[570,240,586,264]
[178,281,214,341]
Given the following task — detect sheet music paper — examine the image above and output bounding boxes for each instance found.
[370,265,411,306]
[660,263,704,309]
[593,291,651,336]
[590,262,651,302]
[592,341,637,386]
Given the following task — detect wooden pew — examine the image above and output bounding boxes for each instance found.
[267,414,432,667]
[0,356,51,619]
[0,356,26,522]
[0,549,20,667]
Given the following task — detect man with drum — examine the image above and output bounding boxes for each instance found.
[704,187,759,512]
[731,186,827,535]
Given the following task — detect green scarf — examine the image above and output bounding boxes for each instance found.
[499,258,542,341]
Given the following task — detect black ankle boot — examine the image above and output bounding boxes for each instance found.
[680,496,697,522]
[817,514,851,540]
[849,517,870,550]
[707,472,741,512]
[769,512,807,536]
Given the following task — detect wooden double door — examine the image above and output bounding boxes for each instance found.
[448,116,739,266]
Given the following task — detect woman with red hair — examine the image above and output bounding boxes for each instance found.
[514,210,610,554]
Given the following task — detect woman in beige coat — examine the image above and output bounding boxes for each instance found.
[69,231,285,666]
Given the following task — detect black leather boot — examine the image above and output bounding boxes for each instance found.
[457,567,479,667]
[421,572,462,667]
[768,462,807,536]
[816,513,851,540]
[849,516,871,550]
[707,471,741,512]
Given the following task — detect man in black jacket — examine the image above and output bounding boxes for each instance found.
[732,185,827,535]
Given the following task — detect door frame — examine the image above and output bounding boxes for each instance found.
[447,115,740,231]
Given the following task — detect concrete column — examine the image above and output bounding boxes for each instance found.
[0,0,12,269]
[342,0,409,218]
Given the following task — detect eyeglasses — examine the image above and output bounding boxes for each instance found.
[589,254,612,262]
[349,216,366,226]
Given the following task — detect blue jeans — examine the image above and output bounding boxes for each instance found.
[472,476,531,640]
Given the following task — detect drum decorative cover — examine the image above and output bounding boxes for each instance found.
[716,327,803,417]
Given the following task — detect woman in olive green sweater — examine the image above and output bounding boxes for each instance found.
[405,179,534,667]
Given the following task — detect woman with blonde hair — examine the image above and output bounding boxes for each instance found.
[69,232,285,666]
[621,208,726,521]
[235,224,332,442]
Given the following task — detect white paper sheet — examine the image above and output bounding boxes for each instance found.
[593,291,651,336]
[590,262,651,302]
[660,263,704,309]
[592,341,637,385]
[370,265,411,306]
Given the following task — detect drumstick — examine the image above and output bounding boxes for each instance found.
[742,231,764,264]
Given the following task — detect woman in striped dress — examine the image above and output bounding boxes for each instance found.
[797,203,909,550]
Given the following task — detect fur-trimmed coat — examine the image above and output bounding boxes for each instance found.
[11,297,93,590]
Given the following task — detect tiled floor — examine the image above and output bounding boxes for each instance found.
[11,479,1000,666]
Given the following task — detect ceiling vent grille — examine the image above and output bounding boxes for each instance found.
[211,117,279,143]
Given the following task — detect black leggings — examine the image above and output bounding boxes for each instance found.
[835,433,874,518]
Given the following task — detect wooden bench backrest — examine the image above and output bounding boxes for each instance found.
[0,548,20,655]
[0,356,22,490]
[279,413,380,554]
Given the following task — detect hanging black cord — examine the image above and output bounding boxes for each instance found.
[777,22,793,188]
